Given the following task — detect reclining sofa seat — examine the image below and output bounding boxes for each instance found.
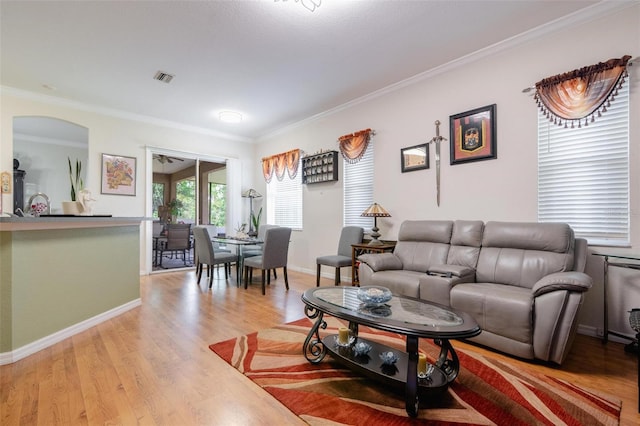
[357,220,454,298]
[358,220,592,365]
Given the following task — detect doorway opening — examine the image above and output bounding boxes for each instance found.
[148,148,238,273]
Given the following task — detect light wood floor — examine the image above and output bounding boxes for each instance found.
[1,268,638,425]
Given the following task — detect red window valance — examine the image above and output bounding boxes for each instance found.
[338,128,373,163]
[534,55,631,128]
[262,149,300,183]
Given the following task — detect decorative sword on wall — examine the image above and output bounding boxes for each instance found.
[429,120,447,206]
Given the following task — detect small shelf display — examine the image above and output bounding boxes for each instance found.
[302,151,338,184]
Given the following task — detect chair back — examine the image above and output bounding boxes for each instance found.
[166,223,191,250]
[152,221,164,237]
[261,227,292,269]
[257,224,279,240]
[193,226,215,264]
[337,226,364,257]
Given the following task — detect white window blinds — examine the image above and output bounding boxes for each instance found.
[537,82,629,246]
[343,144,374,228]
[266,160,303,229]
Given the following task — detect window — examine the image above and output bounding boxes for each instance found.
[344,143,374,228]
[175,178,196,222]
[209,182,226,226]
[267,161,303,229]
[152,182,164,218]
[537,82,629,245]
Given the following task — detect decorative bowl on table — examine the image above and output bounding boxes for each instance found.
[357,286,392,306]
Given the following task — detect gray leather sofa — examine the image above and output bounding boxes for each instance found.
[358,220,592,364]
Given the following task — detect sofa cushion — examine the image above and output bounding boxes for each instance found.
[450,283,533,344]
[398,220,453,242]
[476,222,575,289]
[365,270,423,298]
[447,220,484,269]
[394,220,453,272]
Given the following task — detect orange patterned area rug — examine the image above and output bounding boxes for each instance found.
[209,317,621,425]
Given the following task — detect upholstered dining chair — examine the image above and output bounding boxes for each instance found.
[193,226,238,288]
[195,225,232,278]
[242,224,279,278]
[316,226,364,286]
[158,223,192,268]
[242,224,279,255]
[243,227,292,295]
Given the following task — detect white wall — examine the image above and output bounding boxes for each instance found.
[255,6,640,339]
[0,92,256,271]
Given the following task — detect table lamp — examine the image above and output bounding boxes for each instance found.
[361,203,391,245]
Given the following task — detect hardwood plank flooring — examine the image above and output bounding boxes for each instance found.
[1,269,638,425]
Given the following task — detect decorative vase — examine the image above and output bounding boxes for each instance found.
[62,201,82,215]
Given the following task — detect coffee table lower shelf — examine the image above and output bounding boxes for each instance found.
[323,334,449,394]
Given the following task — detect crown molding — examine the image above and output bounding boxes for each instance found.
[1,86,254,144]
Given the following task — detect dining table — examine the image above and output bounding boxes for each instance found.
[211,236,264,284]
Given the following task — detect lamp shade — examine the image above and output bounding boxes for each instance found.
[242,189,262,198]
[361,203,391,218]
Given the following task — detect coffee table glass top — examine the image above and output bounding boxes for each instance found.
[305,287,464,328]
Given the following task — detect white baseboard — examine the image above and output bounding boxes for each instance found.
[0,298,142,366]
[576,323,633,343]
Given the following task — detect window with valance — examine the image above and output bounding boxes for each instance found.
[338,128,374,163]
[261,149,300,183]
[536,55,632,245]
[534,55,631,128]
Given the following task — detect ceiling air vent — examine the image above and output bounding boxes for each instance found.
[153,71,174,84]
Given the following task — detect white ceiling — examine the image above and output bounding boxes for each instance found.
[2,0,628,142]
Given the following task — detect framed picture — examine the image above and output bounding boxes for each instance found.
[449,104,497,165]
[401,143,429,173]
[101,153,136,196]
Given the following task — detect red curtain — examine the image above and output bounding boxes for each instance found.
[262,149,300,182]
[534,55,631,128]
[338,128,373,163]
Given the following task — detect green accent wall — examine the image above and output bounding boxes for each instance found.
[0,225,140,352]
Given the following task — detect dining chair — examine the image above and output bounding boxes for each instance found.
[193,226,238,288]
[243,227,292,295]
[316,226,364,286]
[242,224,279,255]
[194,225,232,278]
[152,221,165,266]
[242,224,279,278]
[158,223,192,268]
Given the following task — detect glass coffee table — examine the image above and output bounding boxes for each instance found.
[301,286,481,417]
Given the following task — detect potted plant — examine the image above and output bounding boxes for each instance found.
[166,198,183,223]
[249,207,262,237]
[62,157,84,214]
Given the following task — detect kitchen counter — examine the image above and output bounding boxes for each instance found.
[0,215,145,231]
[0,216,145,364]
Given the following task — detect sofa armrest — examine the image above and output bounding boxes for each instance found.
[358,253,403,272]
[427,264,475,278]
[532,272,592,297]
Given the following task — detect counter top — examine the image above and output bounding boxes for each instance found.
[0,216,148,231]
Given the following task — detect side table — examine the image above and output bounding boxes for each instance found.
[351,242,396,286]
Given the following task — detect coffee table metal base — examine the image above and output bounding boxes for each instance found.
[302,306,462,417]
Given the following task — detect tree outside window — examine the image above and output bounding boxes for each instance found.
[175,178,195,222]
[152,182,164,218]
[209,182,226,226]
